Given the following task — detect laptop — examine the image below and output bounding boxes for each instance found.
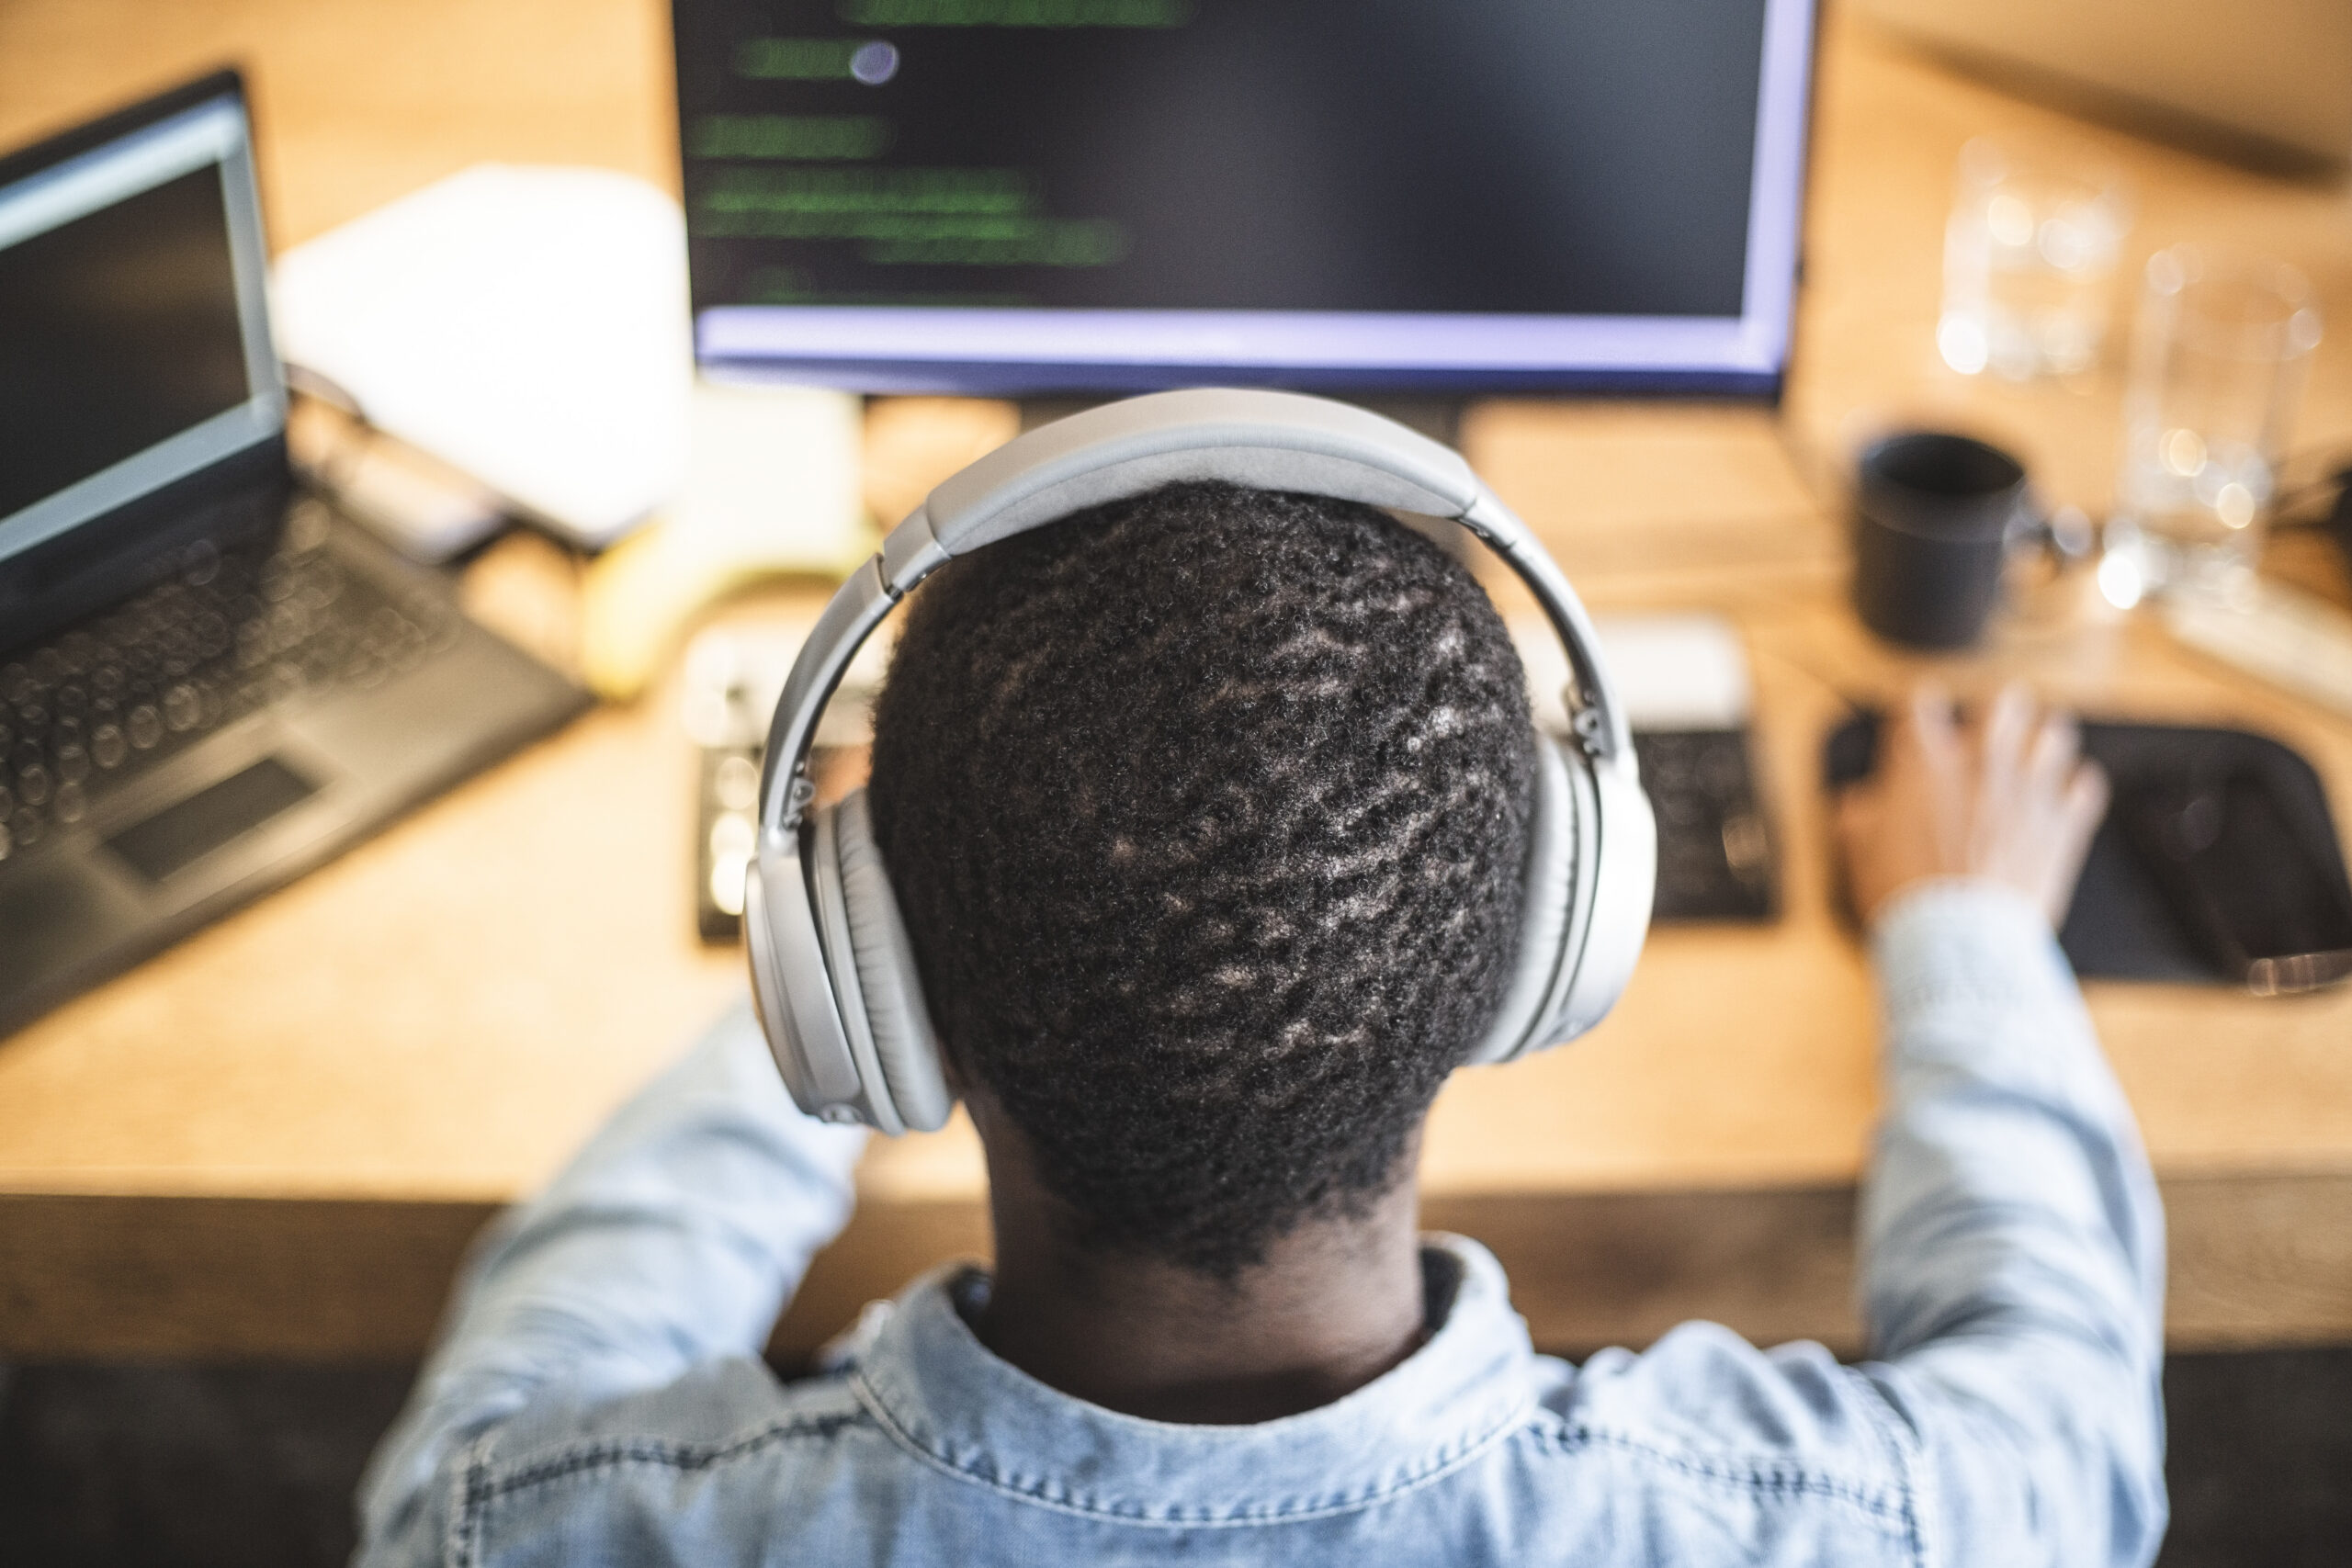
[0,71,589,1037]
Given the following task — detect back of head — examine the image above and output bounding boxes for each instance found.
[867,480,1535,1279]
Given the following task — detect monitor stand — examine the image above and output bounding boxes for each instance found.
[1017,395,1464,451]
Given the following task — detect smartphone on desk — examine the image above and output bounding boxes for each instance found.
[2125,767,2352,996]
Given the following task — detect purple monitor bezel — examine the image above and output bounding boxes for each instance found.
[694,0,1816,397]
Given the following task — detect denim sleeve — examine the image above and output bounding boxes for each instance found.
[1855,878,2167,1567]
[353,999,869,1566]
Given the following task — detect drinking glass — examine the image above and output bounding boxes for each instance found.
[1939,137,2130,381]
[2110,246,2323,591]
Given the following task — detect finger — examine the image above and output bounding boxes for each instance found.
[1975,683,2035,841]
[1979,682,2033,785]
[2043,760,2112,919]
[1964,683,2033,870]
[2060,760,2111,847]
[1893,681,1969,863]
[2025,709,2082,806]
[1905,679,1959,759]
[1894,681,1962,798]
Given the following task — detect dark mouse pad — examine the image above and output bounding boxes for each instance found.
[1823,714,2352,984]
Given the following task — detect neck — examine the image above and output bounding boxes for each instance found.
[969,1108,1430,1425]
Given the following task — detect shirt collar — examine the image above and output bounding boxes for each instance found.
[846,1235,1535,1525]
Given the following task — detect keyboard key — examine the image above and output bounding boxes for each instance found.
[271,602,311,650]
[164,684,200,732]
[287,499,330,552]
[59,632,102,674]
[303,558,345,607]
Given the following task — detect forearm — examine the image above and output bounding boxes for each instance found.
[1859,879,2166,1564]
[357,1000,867,1558]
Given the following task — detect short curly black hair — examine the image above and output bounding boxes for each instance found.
[867,480,1536,1279]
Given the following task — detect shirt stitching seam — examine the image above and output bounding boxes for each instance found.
[846,1370,1541,1527]
[460,1411,866,1506]
[1532,1420,1914,1528]
[451,1428,499,1568]
[1842,1365,1933,1565]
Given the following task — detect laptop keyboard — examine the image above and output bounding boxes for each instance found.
[0,500,459,864]
[1634,728,1777,922]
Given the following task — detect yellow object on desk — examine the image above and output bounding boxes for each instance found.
[581,383,875,701]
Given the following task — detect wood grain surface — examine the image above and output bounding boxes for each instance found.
[1,0,2348,1359]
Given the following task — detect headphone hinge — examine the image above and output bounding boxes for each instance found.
[1571,703,1613,761]
[781,773,817,830]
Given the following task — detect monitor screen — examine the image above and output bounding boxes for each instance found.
[0,92,283,570]
[673,0,1816,394]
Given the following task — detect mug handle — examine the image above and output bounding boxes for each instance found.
[2007,497,2098,566]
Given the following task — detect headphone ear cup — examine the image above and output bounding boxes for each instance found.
[808,799,900,1134]
[751,829,866,1121]
[1546,747,1656,1044]
[1464,734,1578,1066]
[831,791,956,1133]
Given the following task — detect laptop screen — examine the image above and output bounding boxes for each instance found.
[0,92,284,572]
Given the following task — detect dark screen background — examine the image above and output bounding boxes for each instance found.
[0,164,248,524]
[673,0,1769,318]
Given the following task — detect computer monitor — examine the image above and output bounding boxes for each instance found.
[671,0,1817,397]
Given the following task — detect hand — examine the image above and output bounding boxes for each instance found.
[1836,681,2111,930]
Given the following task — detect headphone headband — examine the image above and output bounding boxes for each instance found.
[761,389,1630,834]
[746,389,1657,1127]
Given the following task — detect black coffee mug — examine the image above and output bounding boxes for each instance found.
[1852,431,2041,649]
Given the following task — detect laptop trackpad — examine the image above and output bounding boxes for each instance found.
[106,757,321,884]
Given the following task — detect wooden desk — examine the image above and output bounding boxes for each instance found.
[3,0,2349,1362]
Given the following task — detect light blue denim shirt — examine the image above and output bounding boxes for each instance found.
[357,880,2166,1566]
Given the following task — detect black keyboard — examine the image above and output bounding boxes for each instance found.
[0,499,458,864]
[1634,728,1776,922]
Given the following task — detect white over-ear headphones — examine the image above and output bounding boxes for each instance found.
[746,389,1657,1133]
